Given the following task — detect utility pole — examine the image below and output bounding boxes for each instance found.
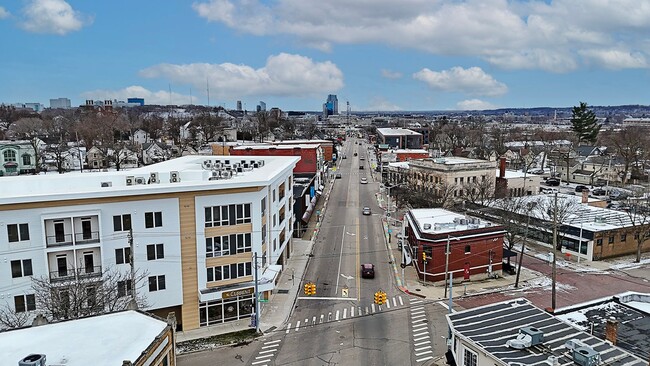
[444,235,451,298]
[253,252,261,334]
[551,192,558,311]
[515,204,532,288]
[128,228,136,300]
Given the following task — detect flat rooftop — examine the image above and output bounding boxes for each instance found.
[408,208,498,235]
[376,128,422,136]
[232,144,319,150]
[1,311,168,366]
[448,298,646,366]
[0,155,299,205]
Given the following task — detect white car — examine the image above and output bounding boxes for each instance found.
[360,177,368,184]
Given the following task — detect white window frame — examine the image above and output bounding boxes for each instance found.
[463,346,478,366]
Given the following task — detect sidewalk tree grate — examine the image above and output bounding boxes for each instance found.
[277,289,290,294]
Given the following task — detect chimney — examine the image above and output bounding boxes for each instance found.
[605,317,618,345]
[582,189,588,204]
[499,157,506,178]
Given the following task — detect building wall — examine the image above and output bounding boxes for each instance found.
[592,226,650,260]
[231,147,319,174]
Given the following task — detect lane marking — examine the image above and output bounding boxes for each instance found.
[343,308,347,319]
[335,310,340,321]
[286,323,291,334]
[416,356,434,363]
[398,296,404,306]
[335,225,345,294]
[356,217,361,301]
[295,321,300,331]
[264,340,281,345]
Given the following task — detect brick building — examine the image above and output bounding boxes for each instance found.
[405,208,506,283]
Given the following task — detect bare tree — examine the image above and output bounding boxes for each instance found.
[462,176,495,205]
[9,117,46,174]
[600,126,649,185]
[0,302,31,329]
[623,196,650,263]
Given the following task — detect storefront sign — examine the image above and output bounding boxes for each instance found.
[222,287,254,299]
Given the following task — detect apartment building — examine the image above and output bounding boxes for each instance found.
[0,155,298,331]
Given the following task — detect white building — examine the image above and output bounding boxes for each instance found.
[0,155,298,331]
[49,98,72,109]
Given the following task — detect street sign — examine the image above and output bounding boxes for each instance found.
[342,287,349,298]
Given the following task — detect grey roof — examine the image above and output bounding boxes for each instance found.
[447,298,646,366]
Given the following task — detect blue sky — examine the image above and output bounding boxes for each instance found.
[2,0,650,111]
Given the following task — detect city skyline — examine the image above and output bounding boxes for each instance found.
[2,0,650,111]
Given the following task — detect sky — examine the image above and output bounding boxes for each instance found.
[2,0,650,112]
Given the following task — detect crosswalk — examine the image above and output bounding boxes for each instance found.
[285,295,405,333]
[409,297,433,363]
[251,338,282,366]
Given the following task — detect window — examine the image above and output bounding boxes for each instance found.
[206,234,251,257]
[273,189,276,202]
[14,294,36,312]
[207,262,252,282]
[3,150,16,162]
[22,154,31,165]
[621,233,627,242]
[596,238,603,246]
[261,197,266,216]
[148,275,166,292]
[147,244,165,260]
[145,211,163,228]
[205,204,251,227]
[11,259,33,278]
[463,348,477,366]
[273,214,276,227]
[465,245,471,254]
[113,214,132,232]
[7,223,29,242]
[117,279,132,297]
[115,247,131,265]
[161,354,169,366]
[608,236,614,244]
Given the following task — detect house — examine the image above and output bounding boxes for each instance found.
[114,147,139,169]
[141,142,170,165]
[1,310,176,366]
[0,155,298,331]
[132,129,151,145]
[86,146,107,169]
[405,208,506,283]
[0,140,38,176]
[42,145,87,172]
[446,298,646,366]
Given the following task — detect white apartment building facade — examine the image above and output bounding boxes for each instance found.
[0,155,298,331]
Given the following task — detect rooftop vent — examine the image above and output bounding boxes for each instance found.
[126,176,135,186]
[149,172,159,184]
[520,327,544,346]
[101,181,112,188]
[423,223,432,230]
[19,354,46,366]
[170,171,180,183]
[573,346,601,366]
[135,176,146,185]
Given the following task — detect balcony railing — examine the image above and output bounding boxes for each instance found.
[46,234,73,247]
[75,231,100,244]
[50,266,102,282]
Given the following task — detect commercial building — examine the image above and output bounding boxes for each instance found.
[2,310,176,366]
[447,298,646,366]
[127,98,145,106]
[405,208,506,283]
[0,155,298,331]
[323,94,338,117]
[49,98,71,109]
[270,139,336,162]
[376,128,423,149]
[495,157,542,198]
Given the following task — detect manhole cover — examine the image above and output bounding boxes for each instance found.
[277,289,290,294]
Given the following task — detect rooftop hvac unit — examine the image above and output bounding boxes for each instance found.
[506,333,532,349]
[257,160,265,167]
[520,327,544,346]
[224,159,230,165]
[19,354,46,366]
[423,223,432,230]
[202,160,212,169]
[253,163,260,168]
[222,171,232,179]
[250,160,256,165]
[149,172,159,184]
[101,181,112,188]
[573,346,601,366]
[459,219,468,225]
[135,176,147,185]
[237,167,243,173]
[214,162,223,169]
[211,171,220,178]
[170,171,180,183]
[126,176,135,186]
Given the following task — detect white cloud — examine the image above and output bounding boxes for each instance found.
[381,69,402,79]
[579,49,648,69]
[21,0,91,35]
[413,66,508,97]
[81,86,195,106]
[456,99,497,111]
[363,97,401,112]
[139,53,344,98]
[192,0,650,72]
[0,6,10,19]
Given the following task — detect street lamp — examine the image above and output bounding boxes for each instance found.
[443,234,461,299]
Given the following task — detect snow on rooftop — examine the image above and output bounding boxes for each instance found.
[0,155,299,206]
[376,128,422,136]
[496,169,535,179]
[409,208,497,235]
[232,144,318,150]
[388,161,409,169]
[2,311,167,366]
[426,156,490,165]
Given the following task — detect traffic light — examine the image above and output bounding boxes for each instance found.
[380,291,387,304]
[310,282,316,295]
[422,251,427,262]
[374,291,381,304]
[304,283,310,295]
[304,282,316,295]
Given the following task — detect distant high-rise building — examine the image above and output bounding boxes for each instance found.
[127,98,145,106]
[50,98,71,109]
[236,101,242,111]
[257,101,266,112]
[323,94,338,118]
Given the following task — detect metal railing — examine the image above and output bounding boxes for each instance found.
[75,231,100,244]
[46,234,73,247]
[50,266,102,282]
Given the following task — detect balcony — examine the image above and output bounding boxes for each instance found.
[50,266,102,282]
[75,231,100,245]
[46,233,73,247]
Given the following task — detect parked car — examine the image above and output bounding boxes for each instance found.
[362,206,371,215]
[361,263,375,279]
[335,173,342,179]
[360,177,368,184]
[359,165,364,170]
[592,188,607,196]
[530,169,545,175]
[546,178,560,186]
[360,156,365,160]
[575,185,589,192]
[353,152,358,156]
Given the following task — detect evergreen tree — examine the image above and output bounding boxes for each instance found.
[570,102,600,145]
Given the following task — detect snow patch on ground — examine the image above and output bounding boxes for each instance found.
[609,257,650,270]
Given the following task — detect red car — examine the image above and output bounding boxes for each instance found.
[361,263,375,279]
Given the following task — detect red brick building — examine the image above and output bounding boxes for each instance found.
[231,144,322,175]
[269,140,334,162]
[405,208,506,283]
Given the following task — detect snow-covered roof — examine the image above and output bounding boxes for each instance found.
[408,208,497,235]
[387,161,409,169]
[0,155,299,206]
[2,311,168,366]
[427,156,488,165]
[495,169,540,179]
[233,144,319,150]
[376,128,422,136]
[391,149,428,154]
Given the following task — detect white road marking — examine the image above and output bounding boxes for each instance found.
[305,318,308,325]
[437,300,455,312]
[343,308,347,319]
[251,361,269,365]
[411,309,425,314]
[371,304,376,313]
[413,331,429,338]
[411,299,423,304]
[378,305,382,311]
[412,325,428,332]
[259,349,276,354]
[312,316,316,325]
[386,300,391,309]
[415,350,433,357]
[295,321,300,331]
[398,296,404,306]
[262,345,278,350]
[335,225,346,293]
[414,340,431,347]
[286,323,291,334]
[393,297,398,307]
[413,336,429,342]
[415,346,431,352]
[365,306,369,314]
[412,318,427,323]
[264,340,281,345]
[411,314,426,320]
[255,354,273,360]
[351,306,355,317]
[320,314,324,323]
[411,306,425,311]
[416,356,434,363]
[335,310,340,321]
